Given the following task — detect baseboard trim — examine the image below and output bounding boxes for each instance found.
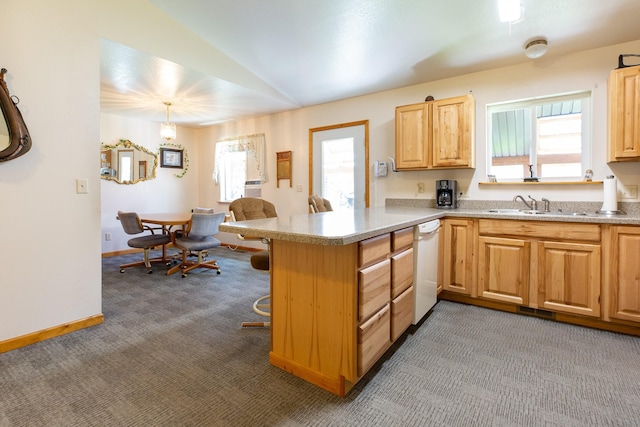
[0,314,104,354]
[438,291,640,337]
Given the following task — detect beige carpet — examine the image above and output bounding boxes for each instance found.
[1,248,639,426]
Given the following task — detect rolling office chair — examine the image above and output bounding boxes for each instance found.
[167,212,226,278]
[308,194,333,213]
[228,197,277,328]
[117,211,172,274]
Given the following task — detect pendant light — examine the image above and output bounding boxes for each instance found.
[160,102,176,141]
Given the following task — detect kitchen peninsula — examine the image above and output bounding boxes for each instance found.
[221,202,640,396]
[220,206,441,396]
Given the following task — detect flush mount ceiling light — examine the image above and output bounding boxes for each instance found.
[160,102,176,141]
[498,0,523,23]
[525,39,548,59]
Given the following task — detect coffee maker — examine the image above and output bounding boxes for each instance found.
[436,180,458,209]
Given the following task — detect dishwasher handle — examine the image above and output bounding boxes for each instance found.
[416,219,440,237]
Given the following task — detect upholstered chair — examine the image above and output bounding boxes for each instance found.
[228,197,277,327]
[167,212,226,278]
[117,211,172,274]
[308,194,333,213]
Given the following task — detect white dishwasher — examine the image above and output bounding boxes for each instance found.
[413,219,440,324]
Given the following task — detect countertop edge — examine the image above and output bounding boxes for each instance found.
[220,206,640,246]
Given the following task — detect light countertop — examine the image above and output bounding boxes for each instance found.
[220,202,640,246]
[219,206,442,246]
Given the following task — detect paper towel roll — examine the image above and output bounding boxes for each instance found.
[601,176,618,211]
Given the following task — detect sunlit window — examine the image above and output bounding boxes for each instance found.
[322,138,354,209]
[213,134,266,203]
[487,92,591,181]
[219,151,246,202]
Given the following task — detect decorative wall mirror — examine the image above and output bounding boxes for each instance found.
[100,139,157,184]
[0,68,32,162]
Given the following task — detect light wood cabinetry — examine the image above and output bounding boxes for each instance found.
[269,226,415,397]
[478,235,530,305]
[606,226,640,324]
[390,227,414,341]
[395,94,475,170]
[357,234,392,376]
[395,102,430,169]
[608,65,640,162]
[536,240,601,317]
[477,219,601,317]
[441,218,475,296]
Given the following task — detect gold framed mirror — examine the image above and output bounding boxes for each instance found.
[100,139,158,184]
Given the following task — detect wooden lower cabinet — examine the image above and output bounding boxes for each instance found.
[478,235,530,305]
[270,227,415,397]
[442,218,640,337]
[537,240,601,317]
[477,219,601,317]
[441,218,475,295]
[358,304,391,375]
[391,285,414,341]
[607,226,640,324]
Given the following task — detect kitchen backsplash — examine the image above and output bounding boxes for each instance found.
[386,198,640,216]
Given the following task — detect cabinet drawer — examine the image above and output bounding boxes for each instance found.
[358,304,391,376]
[359,234,390,268]
[391,286,414,341]
[479,219,600,242]
[359,259,391,321]
[391,247,413,299]
[392,227,414,252]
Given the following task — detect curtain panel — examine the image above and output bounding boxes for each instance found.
[212,133,267,183]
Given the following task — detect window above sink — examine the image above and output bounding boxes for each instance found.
[486,91,592,183]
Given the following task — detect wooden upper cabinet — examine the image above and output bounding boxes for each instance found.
[432,94,475,168]
[395,102,431,169]
[608,65,640,161]
[395,94,475,170]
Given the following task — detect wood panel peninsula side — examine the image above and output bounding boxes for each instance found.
[220,207,442,396]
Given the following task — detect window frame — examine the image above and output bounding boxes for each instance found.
[486,91,592,182]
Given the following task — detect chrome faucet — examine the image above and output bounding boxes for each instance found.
[541,198,551,212]
[513,195,538,210]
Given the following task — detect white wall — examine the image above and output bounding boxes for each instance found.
[0,0,233,344]
[197,39,640,247]
[0,1,101,341]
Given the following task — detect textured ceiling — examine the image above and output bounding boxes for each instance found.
[100,0,640,126]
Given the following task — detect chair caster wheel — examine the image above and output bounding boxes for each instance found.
[147,270,153,274]
[182,273,187,278]
[120,269,125,273]
[217,270,221,274]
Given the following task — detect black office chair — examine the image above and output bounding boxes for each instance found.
[167,212,226,278]
[229,197,277,328]
[117,211,172,274]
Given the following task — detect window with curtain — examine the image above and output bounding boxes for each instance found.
[213,133,266,202]
[487,91,591,181]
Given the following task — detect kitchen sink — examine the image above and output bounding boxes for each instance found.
[484,208,593,217]
[484,208,546,215]
[484,208,523,214]
[551,211,589,216]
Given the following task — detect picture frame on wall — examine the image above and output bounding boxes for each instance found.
[160,148,183,168]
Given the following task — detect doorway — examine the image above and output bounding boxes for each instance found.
[309,120,369,209]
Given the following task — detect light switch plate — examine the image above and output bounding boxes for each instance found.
[76,178,88,194]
